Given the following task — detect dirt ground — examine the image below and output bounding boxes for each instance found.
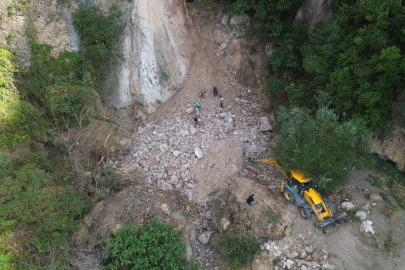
[288,170,405,270]
[84,5,405,270]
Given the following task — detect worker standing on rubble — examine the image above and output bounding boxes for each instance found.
[247,194,255,205]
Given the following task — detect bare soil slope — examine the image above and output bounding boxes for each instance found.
[78,5,405,270]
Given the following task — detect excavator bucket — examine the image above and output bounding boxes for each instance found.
[316,213,348,234]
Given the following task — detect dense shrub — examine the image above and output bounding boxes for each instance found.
[0,44,45,149]
[268,0,405,130]
[72,4,124,72]
[271,106,369,192]
[102,218,199,270]
[228,0,305,40]
[0,162,84,254]
[0,3,125,268]
[218,227,261,268]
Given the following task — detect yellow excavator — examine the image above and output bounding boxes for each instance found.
[248,157,348,234]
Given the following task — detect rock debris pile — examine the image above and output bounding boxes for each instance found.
[110,90,273,199]
[263,234,335,270]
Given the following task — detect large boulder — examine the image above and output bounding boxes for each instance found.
[370,119,405,171]
[341,202,355,210]
[360,220,375,235]
[370,194,383,202]
[194,147,203,159]
[229,14,251,37]
[198,231,213,244]
[355,211,367,221]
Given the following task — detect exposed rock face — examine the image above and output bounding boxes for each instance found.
[0,0,31,70]
[29,1,81,56]
[371,123,405,171]
[0,0,82,70]
[229,14,251,37]
[113,0,199,112]
[294,0,333,27]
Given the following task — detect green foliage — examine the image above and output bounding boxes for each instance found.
[155,99,162,104]
[365,192,371,199]
[267,75,287,96]
[161,69,170,82]
[268,212,280,224]
[24,41,95,128]
[222,187,230,195]
[7,3,15,15]
[271,106,369,192]
[6,33,15,44]
[384,232,399,251]
[0,44,45,149]
[7,0,28,15]
[230,0,305,40]
[0,163,84,255]
[187,0,209,10]
[342,207,361,222]
[72,5,124,73]
[267,23,309,76]
[44,83,93,126]
[268,0,405,130]
[102,218,199,270]
[273,258,280,265]
[371,155,405,185]
[0,153,11,179]
[218,227,261,268]
[0,248,15,270]
[379,192,390,203]
[365,175,383,188]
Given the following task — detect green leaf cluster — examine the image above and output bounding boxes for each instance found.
[102,218,199,270]
[271,106,369,192]
[268,0,405,130]
[0,44,45,149]
[0,159,84,256]
[218,227,261,268]
[25,41,95,127]
[227,0,305,40]
[72,4,124,70]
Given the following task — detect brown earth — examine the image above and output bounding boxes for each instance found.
[75,4,405,270]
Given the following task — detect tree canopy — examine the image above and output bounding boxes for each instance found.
[271,106,369,192]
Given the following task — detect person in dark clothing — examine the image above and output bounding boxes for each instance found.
[194,116,201,128]
[220,95,224,108]
[213,87,218,97]
[247,194,255,205]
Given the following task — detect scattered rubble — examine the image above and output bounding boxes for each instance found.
[360,220,375,235]
[355,210,367,221]
[341,201,355,210]
[262,235,335,270]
